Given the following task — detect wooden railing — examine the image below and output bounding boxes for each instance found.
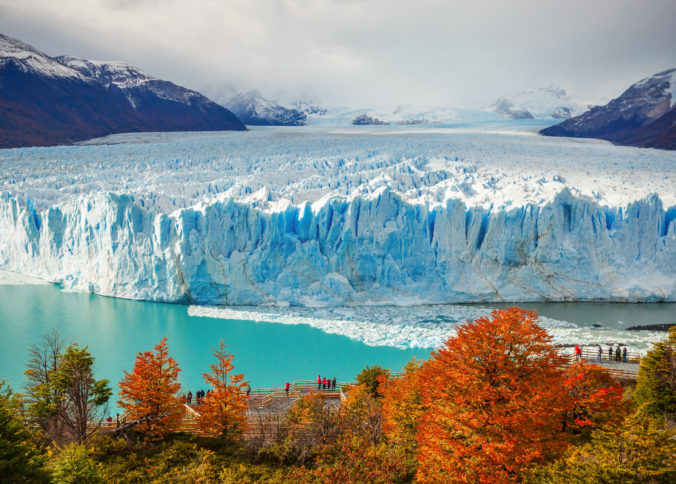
[246,380,348,410]
[576,346,641,363]
[98,352,643,438]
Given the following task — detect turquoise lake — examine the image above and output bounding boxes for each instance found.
[0,284,429,392]
[1,283,673,394]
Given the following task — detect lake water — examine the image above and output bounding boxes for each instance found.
[0,283,428,392]
[1,283,673,393]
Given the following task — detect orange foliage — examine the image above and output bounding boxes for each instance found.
[563,361,626,432]
[415,307,570,483]
[290,384,409,483]
[197,342,248,440]
[381,358,424,453]
[289,436,408,484]
[118,337,184,440]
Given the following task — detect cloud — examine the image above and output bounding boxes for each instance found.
[1,0,675,106]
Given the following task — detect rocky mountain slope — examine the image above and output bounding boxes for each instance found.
[0,34,244,149]
[541,69,676,150]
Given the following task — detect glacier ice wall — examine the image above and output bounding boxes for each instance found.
[0,188,675,305]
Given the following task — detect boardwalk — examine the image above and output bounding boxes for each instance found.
[101,349,641,437]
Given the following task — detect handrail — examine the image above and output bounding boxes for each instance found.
[575,346,641,363]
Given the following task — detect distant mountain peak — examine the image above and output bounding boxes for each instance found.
[540,68,676,150]
[56,56,153,89]
[491,84,584,120]
[203,83,318,126]
[0,33,85,80]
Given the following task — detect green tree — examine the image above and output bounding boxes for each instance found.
[634,327,676,421]
[527,411,676,483]
[356,364,390,398]
[50,444,103,484]
[51,344,112,443]
[24,330,67,445]
[25,333,111,445]
[0,381,48,482]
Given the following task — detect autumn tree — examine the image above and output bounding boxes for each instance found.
[527,411,676,483]
[415,307,570,483]
[197,342,248,441]
[290,384,409,483]
[272,390,340,464]
[118,337,184,440]
[356,364,390,398]
[562,361,626,435]
[634,327,676,422]
[381,357,424,475]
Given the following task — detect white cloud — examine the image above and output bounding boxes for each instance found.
[1,0,675,106]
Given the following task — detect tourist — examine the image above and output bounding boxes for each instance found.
[615,346,621,362]
[246,384,251,397]
[597,345,602,361]
[317,374,321,390]
[187,391,192,405]
[322,377,326,389]
[623,346,628,362]
[574,344,582,361]
[332,377,336,390]
[285,381,290,396]
[608,345,613,360]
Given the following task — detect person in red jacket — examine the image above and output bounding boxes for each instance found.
[575,344,582,361]
[285,381,290,396]
[317,374,321,390]
[322,377,327,389]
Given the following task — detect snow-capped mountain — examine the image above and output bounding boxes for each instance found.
[491,85,585,119]
[203,84,309,126]
[313,104,504,126]
[541,69,676,150]
[0,33,244,149]
[0,33,85,80]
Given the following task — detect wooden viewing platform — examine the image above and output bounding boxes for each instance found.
[100,349,642,437]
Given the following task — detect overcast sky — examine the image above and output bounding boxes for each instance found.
[1,0,675,107]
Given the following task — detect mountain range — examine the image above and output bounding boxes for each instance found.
[541,69,676,150]
[0,34,245,149]
[2,32,675,151]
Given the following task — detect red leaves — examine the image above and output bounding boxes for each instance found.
[197,342,248,440]
[563,361,626,433]
[118,337,184,440]
[408,308,571,482]
[379,309,629,482]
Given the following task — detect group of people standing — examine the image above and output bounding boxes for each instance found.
[604,344,628,362]
[317,375,337,390]
[579,344,628,362]
[184,389,209,405]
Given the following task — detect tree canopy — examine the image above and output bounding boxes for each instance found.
[197,342,249,441]
[415,307,571,482]
[118,337,184,440]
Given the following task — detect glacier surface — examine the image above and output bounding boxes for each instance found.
[1,123,675,306]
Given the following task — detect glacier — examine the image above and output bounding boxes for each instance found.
[0,124,675,306]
